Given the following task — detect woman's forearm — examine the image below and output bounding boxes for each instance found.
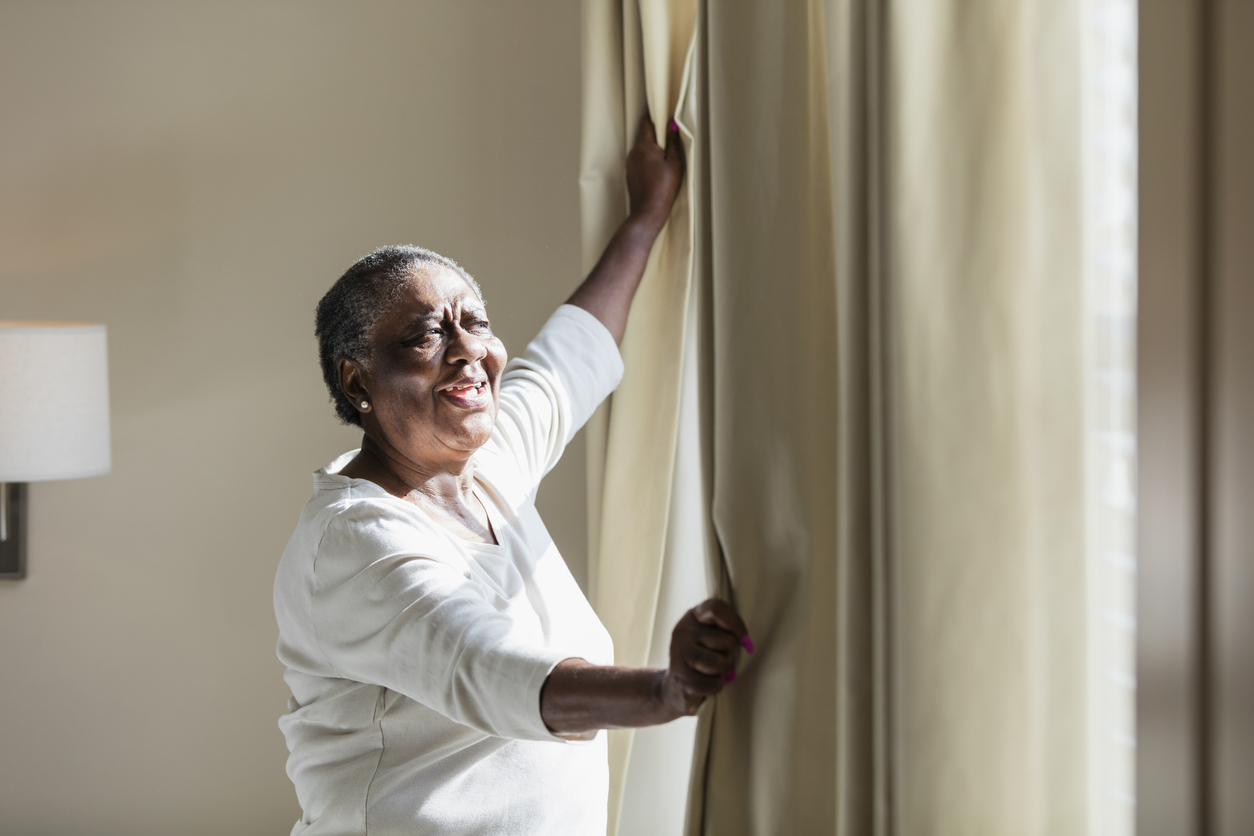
[565,214,666,344]
[539,600,748,739]
[539,658,680,740]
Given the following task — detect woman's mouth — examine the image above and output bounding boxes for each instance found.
[440,381,490,408]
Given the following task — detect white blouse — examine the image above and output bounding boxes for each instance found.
[274,305,622,835]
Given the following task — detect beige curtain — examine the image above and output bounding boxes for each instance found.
[579,2,704,833]
[583,1,1129,834]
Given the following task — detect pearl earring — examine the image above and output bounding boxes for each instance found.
[360,400,370,410]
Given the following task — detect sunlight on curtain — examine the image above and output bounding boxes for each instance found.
[579,3,703,834]
[617,292,710,836]
[1082,0,1137,832]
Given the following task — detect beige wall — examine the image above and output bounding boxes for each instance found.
[0,3,584,833]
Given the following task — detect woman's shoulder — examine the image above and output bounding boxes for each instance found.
[318,489,437,552]
[282,466,455,571]
[304,450,427,531]
[309,493,480,591]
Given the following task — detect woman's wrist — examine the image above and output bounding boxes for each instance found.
[649,668,686,725]
[625,206,671,240]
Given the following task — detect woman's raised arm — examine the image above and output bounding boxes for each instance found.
[565,115,685,344]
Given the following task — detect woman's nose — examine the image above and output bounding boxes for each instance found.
[446,325,488,364]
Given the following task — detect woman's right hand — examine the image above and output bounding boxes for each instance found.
[661,598,751,717]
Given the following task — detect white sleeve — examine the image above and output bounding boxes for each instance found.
[310,501,569,742]
[488,304,623,491]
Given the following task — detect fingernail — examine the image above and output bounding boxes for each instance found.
[742,635,755,654]
[722,670,737,683]
[669,119,679,132]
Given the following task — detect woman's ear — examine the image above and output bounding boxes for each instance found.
[338,357,370,414]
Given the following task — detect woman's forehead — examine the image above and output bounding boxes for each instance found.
[400,266,483,314]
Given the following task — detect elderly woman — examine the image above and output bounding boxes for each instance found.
[274,118,748,836]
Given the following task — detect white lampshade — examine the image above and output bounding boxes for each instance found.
[0,323,112,482]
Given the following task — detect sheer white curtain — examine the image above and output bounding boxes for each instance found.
[1081,0,1137,830]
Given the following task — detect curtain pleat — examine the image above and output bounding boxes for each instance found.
[585,0,1101,833]
[580,2,700,832]
[686,0,1092,833]
[887,1,1089,832]
[689,2,845,833]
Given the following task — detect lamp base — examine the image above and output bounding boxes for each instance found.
[0,482,27,579]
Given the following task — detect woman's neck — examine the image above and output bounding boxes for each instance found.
[342,435,496,545]
[349,435,473,500]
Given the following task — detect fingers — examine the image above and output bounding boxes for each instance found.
[691,598,749,643]
[681,643,731,677]
[692,622,739,654]
[664,118,685,164]
[663,640,732,717]
[635,113,657,147]
[635,113,685,160]
[681,670,726,698]
[664,598,752,713]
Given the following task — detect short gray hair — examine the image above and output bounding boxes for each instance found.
[314,245,482,426]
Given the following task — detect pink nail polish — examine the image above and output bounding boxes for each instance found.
[669,119,679,132]
[742,635,755,654]
[722,670,737,683]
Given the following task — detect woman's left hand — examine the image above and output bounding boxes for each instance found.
[538,598,750,736]
[660,598,751,717]
[564,113,686,343]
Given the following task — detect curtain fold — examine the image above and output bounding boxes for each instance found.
[580,2,701,832]
[684,2,1094,833]
[886,0,1089,831]
[584,1,1127,833]
[689,3,846,832]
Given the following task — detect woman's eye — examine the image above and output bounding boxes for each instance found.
[409,329,441,346]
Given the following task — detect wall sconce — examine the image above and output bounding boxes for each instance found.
[0,323,112,579]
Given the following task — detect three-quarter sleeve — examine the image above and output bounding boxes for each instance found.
[309,500,568,742]
[489,304,623,491]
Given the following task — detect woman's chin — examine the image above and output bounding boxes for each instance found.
[440,412,497,454]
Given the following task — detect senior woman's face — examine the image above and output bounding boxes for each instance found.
[361,266,505,468]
